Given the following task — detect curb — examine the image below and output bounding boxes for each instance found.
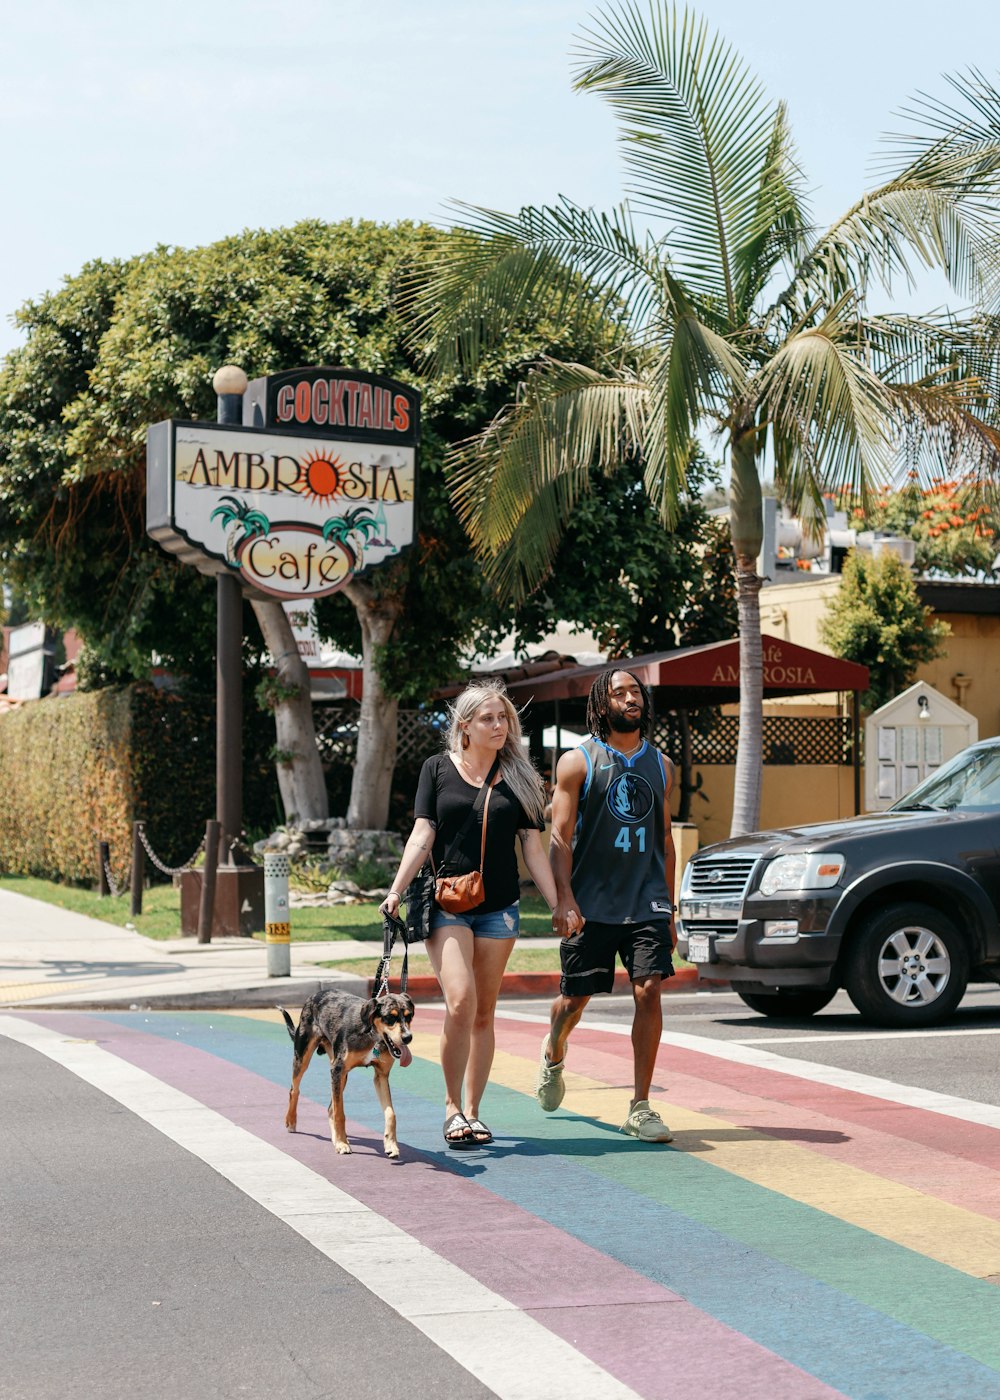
[0,973,370,1014]
[368,964,730,1002]
[1,965,732,1012]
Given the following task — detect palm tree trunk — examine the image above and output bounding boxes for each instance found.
[729,428,764,837]
[342,578,403,830]
[250,598,329,825]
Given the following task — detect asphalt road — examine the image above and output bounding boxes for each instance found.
[5,990,1000,1400]
[505,982,1000,1107]
[0,1034,490,1400]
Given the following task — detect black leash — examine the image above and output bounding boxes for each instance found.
[374,911,409,997]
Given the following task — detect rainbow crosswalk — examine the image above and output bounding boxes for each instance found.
[6,1004,1000,1399]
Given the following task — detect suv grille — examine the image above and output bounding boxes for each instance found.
[687,856,758,898]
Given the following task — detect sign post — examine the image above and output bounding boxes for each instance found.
[146,365,420,938]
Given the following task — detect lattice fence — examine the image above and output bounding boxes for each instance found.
[652,714,854,766]
[313,702,447,765]
[314,703,852,768]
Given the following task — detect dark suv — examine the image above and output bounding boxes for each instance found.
[676,738,1000,1026]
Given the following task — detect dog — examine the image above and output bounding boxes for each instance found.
[278,989,415,1158]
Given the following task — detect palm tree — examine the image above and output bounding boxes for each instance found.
[411,1,1000,834]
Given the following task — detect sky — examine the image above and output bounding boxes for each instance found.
[1,0,998,362]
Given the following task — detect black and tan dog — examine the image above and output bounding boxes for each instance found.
[279,989,415,1158]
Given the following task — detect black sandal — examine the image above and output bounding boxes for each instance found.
[465,1117,493,1144]
[443,1112,475,1149]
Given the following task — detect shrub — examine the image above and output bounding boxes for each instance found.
[0,682,280,883]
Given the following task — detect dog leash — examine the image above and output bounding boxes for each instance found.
[374,911,409,998]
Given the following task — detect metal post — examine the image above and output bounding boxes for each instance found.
[97,841,111,897]
[264,852,291,977]
[213,365,248,866]
[216,571,243,863]
[197,819,221,944]
[130,823,144,918]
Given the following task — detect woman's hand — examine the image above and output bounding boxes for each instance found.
[379,890,402,918]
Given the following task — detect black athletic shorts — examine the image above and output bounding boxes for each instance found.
[559,920,675,997]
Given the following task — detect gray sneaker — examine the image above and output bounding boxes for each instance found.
[535,1037,565,1112]
[621,1100,673,1142]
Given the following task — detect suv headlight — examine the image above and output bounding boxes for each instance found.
[758,852,845,897]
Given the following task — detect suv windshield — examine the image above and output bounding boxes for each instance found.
[892,743,1000,812]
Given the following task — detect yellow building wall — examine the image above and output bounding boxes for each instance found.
[915,615,1000,740]
[684,764,857,849]
[759,575,1000,740]
[678,573,1000,841]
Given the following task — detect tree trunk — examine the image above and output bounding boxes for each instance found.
[342,579,403,831]
[728,428,765,837]
[250,598,329,826]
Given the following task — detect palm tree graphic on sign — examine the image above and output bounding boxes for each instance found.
[210,496,270,563]
[322,507,380,570]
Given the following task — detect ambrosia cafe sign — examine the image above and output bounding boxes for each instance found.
[146,369,419,599]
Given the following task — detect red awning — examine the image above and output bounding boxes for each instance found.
[501,638,869,709]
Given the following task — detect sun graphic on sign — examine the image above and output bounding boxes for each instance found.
[298,450,345,503]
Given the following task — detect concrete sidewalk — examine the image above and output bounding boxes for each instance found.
[0,888,711,1010]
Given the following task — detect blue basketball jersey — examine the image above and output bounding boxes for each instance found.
[570,736,673,925]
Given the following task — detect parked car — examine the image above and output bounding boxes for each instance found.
[676,738,1000,1026]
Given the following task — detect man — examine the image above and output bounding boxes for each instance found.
[536,668,676,1142]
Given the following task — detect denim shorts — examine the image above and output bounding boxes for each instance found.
[430,902,520,939]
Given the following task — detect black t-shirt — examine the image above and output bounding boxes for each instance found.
[414,753,543,913]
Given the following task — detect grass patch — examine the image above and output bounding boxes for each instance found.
[321,943,563,977]
[321,945,693,978]
[0,876,557,944]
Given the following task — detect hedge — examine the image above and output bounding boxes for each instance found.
[0,683,281,883]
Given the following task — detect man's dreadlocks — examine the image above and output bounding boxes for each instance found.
[586,668,651,742]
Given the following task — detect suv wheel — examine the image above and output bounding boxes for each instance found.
[731,987,837,1018]
[844,902,969,1027]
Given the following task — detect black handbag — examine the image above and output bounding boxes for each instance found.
[401,860,436,944]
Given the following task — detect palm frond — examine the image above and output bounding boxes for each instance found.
[642,308,747,513]
[787,71,1000,308]
[755,308,897,505]
[447,359,652,600]
[572,1,784,319]
[406,200,658,374]
[732,101,812,311]
[886,381,1000,487]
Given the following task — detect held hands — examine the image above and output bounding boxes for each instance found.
[552,900,585,938]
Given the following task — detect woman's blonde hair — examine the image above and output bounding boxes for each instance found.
[446,681,546,826]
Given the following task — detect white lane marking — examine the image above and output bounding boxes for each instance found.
[0,1014,639,1400]
[496,1008,1000,1131]
[739,1027,1000,1045]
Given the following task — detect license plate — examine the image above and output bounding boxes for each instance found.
[687,934,710,963]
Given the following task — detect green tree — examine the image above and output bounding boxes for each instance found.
[834,477,999,578]
[505,452,735,660]
[819,551,949,712]
[413,1,1000,834]
[0,220,611,828]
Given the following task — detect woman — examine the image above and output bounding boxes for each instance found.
[381,682,564,1148]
